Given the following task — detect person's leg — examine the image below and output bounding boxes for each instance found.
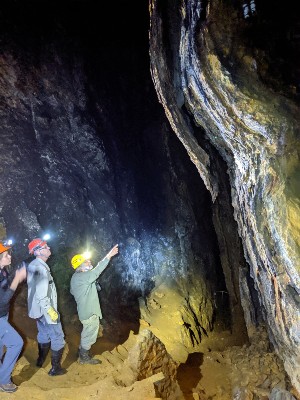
[36,317,51,344]
[35,317,51,367]
[0,316,23,392]
[36,342,51,367]
[80,315,99,351]
[78,315,100,365]
[45,321,67,376]
[47,321,66,351]
[0,335,4,363]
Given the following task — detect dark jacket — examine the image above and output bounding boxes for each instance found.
[0,267,16,317]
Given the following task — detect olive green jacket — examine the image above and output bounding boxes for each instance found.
[70,257,109,321]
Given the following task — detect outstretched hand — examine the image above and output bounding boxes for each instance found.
[106,244,119,260]
[10,266,27,290]
[15,265,27,283]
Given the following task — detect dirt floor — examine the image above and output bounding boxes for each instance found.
[1,289,299,400]
[1,310,298,400]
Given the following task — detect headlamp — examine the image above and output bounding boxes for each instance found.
[82,251,91,260]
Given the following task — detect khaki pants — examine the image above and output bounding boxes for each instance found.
[80,315,99,350]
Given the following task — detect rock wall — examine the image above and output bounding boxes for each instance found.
[0,0,231,353]
[149,0,300,391]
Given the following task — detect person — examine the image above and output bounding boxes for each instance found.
[70,244,118,364]
[0,242,27,393]
[27,238,66,376]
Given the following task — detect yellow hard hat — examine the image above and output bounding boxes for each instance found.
[71,254,86,269]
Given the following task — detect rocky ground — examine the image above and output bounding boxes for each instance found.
[2,300,299,400]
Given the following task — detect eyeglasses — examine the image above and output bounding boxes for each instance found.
[39,245,50,250]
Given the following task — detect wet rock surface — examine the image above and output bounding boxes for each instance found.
[149,0,300,391]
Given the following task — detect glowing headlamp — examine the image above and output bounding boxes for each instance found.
[82,251,91,260]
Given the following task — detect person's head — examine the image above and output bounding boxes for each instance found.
[71,253,93,272]
[0,243,12,268]
[28,238,51,261]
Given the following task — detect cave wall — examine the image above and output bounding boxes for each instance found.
[149,0,300,390]
[0,0,229,355]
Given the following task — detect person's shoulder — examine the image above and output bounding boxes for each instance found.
[27,259,46,274]
[28,258,38,269]
[71,271,88,285]
[71,271,83,278]
[70,271,80,281]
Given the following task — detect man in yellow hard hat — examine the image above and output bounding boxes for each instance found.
[70,244,118,364]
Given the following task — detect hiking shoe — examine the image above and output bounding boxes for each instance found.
[0,382,18,393]
[78,348,101,365]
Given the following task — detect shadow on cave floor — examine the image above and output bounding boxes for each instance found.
[174,328,250,400]
[177,352,204,400]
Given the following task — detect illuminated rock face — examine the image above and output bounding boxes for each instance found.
[149,0,300,391]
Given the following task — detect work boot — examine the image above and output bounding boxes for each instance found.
[0,382,18,393]
[36,342,51,367]
[78,348,101,365]
[48,348,67,376]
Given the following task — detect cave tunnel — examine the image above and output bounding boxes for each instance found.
[0,0,299,399]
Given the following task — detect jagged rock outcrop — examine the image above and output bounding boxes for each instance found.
[120,329,182,399]
[149,0,300,391]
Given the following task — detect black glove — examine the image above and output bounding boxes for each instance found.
[17,261,27,270]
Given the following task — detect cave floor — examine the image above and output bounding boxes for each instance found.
[4,315,291,400]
